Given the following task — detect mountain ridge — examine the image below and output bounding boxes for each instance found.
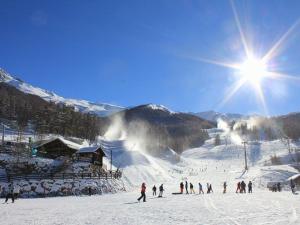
[0,68,124,116]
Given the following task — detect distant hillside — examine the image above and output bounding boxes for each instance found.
[274,113,300,140]
[0,68,124,116]
[193,110,245,122]
[109,104,216,153]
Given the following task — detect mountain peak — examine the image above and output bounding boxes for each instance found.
[143,104,176,114]
[0,68,124,116]
[0,68,14,82]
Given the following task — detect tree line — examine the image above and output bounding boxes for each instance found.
[0,83,107,141]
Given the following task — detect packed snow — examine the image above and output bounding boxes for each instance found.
[1,190,299,225]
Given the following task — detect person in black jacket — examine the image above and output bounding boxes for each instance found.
[290,179,296,193]
[223,182,227,194]
[4,183,14,203]
[190,183,195,194]
[248,181,253,193]
[185,181,189,194]
[152,185,157,196]
[158,184,164,197]
[277,182,281,192]
[198,182,204,194]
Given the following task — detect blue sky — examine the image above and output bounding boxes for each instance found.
[1,0,300,115]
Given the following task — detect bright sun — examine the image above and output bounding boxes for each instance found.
[239,57,268,85]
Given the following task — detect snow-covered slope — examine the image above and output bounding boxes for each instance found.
[96,125,300,191]
[0,68,124,116]
[193,110,246,122]
[2,189,300,225]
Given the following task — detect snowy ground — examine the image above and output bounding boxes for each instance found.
[1,189,299,225]
[1,128,299,224]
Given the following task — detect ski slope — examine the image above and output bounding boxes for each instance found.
[100,128,299,190]
[1,190,299,225]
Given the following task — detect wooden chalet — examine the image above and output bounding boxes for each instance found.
[76,146,106,166]
[288,174,300,185]
[35,137,81,158]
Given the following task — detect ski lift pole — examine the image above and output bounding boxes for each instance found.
[242,141,248,170]
[110,148,113,179]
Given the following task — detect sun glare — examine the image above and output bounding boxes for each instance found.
[186,0,300,115]
[238,57,268,85]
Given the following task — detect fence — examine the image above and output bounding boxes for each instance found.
[0,174,8,182]
[5,171,122,182]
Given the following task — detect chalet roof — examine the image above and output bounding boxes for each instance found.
[287,173,300,181]
[35,137,82,150]
[77,146,106,156]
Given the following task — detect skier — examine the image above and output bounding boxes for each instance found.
[277,182,281,192]
[158,184,164,197]
[137,182,146,202]
[209,184,213,193]
[248,181,253,193]
[198,182,204,194]
[207,183,210,194]
[5,183,14,203]
[180,182,184,194]
[223,182,227,194]
[190,183,195,194]
[290,179,296,194]
[152,185,157,196]
[240,181,246,193]
[185,181,189,194]
[236,182,241,193]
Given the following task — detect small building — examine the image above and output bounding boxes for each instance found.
[35,137,81,159]
[288,174,300,185]
[76,146,106,166]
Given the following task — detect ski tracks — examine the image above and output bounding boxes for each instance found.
[203,195,241,225]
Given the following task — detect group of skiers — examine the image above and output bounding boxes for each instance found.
[137,183,165,202]
[236,181,253,193]
[152,184,164,198]
[180,181,214,194]
[179,181,208,194]
[138,180,257,202]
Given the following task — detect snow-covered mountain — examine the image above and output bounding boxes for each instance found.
[0,68,124,116]
[144,104,176,114]
[193,110,246,122]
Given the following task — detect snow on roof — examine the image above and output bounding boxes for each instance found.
[287,173,300,181]
[77,146,106,155]
[36,137,82,150]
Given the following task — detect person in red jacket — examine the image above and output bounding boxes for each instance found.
[236,182,241,193]
[138,183,146,202]
[180,182,184,194]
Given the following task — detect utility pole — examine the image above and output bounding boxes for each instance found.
[242,141,248,170]
[287,138,291,153]
[1,123,4,146]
